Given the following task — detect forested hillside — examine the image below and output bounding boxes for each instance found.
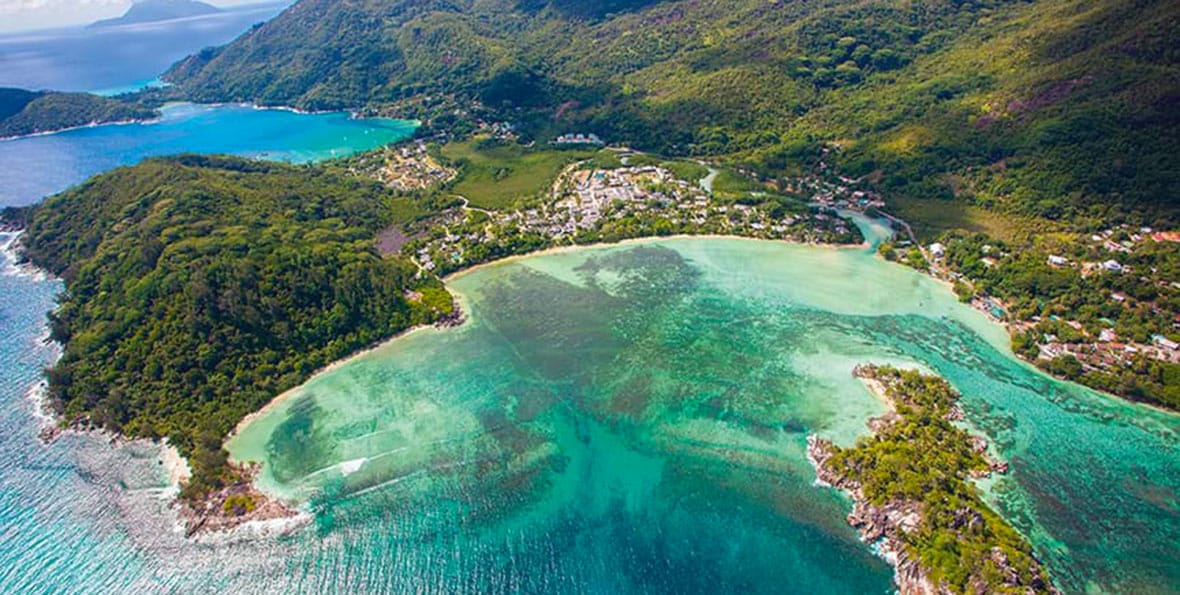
[24,156,452,496]
[32,0,1178,494]
[162,0,1180,228]
[0,88,157,137]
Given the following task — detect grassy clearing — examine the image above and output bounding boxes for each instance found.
[626,154,710,183]
[388,196,429,225]
[585,149,624,170]
[889,196,1063,243]
[440,139,598,210]
[711,167,766,198]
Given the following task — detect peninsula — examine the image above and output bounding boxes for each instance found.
[9,140,858,532]
[0,87,157,138]
[810,365,1057,594]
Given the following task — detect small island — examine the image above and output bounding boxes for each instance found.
[809,365,1056,594]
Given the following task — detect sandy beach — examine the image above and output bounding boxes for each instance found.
[228,321,448,440]
[234,232,872,440]
[444,232,866,283]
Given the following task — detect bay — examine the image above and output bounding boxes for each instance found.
[0,102,418,207]
[226,231,1180,593]
[1,224,1178,592]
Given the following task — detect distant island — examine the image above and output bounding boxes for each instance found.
[160,0,1180,412]
[0,87,157,138]
[89,0,222,28]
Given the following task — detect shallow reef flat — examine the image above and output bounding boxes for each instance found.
[227,237,1180,593]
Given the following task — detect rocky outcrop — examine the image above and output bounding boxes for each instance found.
[35,408,302,540]
[179,463,304,538]
[809,435,939,595]
[809,365,1059,595]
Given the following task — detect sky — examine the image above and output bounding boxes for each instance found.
[0,0,265,33]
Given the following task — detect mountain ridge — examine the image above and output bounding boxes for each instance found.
[160,0,1179,230]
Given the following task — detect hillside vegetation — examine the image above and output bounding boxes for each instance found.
[161,0,1179,229]
[0,88,157,138]
[813,366,1055,594]
[23,156,451,496]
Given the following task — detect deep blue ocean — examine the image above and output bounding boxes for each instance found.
[0,2,289,94]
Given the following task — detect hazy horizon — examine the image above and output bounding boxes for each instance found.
[0,0,283,34]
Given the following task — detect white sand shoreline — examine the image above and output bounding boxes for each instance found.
[234,234,862,441]
[16,228,876,542]
[0,116,161,142]
[227,321,445,442]
[444,233,865,283]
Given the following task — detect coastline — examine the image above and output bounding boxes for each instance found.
[871,215,1180,416]
[808,433,936,595]
[227,318,457,441]
[236,232,867,455]
[226,233,858,506]
[808,365,1054,594]
[0,101,419,143]
[0,115,162,142]
[5,222,914,544]
[3,233,204,537]
[443,232,866,284]
[11,222,957,545]
[163,100,421,124]
[8,215,1164,567]
[0,231,53,280]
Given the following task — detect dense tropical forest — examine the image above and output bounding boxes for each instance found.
[161,0,1179,230]
[0,88,157,138]
[22,156,453,496]
[14,0,1178,498]
[155,0,1180,410]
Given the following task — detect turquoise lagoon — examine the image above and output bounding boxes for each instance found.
[227,232,1180,593]
[1,224,1178,592]
[0,102,417,206]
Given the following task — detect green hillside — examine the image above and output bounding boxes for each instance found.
[0,88,157,137]
[31,0,1180,493]
[24,156,450,496]
[162,0,1179,229]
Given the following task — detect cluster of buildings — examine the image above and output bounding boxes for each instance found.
[351,141,456,192]
[412,209,469,273]
[552,133,604,146]
[1024,286,1180,376]
[1037,335,1180,370]
[556,167,711,230]
[407,162,852,275]
[787,173,887,213]
[476,120,518,141]
[1089,225,1167,252]
[910,222,1180,379]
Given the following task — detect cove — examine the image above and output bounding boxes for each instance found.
[226,236,1180,593]
[0,102,417,206]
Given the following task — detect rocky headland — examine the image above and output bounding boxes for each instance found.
[808,364,1057,595]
